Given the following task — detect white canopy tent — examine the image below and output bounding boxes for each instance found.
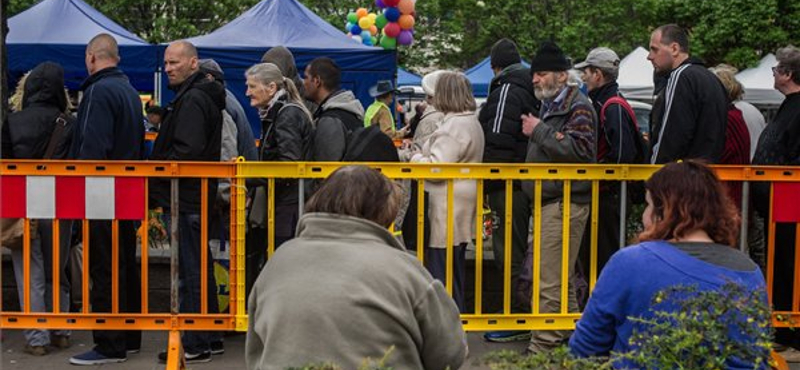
[617,46,655,102]
[735,54,785,107]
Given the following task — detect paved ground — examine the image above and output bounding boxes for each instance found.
[0,329,527,370]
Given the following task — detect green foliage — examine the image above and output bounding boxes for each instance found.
[484,283,772,370]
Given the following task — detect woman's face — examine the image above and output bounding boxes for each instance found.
[642,190,656,231]
[245,76,276,108]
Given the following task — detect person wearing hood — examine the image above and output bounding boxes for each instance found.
[478,40,541,332]
[647,24,728,164]
[261,46,317,113]
[67,33,146,366]
[148,40,224,364]
[242,62,314,295]
[2,61,74,357]
[303,57,365,162]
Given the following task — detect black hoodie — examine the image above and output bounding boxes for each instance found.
[478,63,541,165]
[149,72,225,214]
[2,61,73,160]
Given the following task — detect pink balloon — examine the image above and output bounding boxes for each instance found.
[383,22,401,38]
[398,0,415,14]
[382,0,400,7]
[397,30,414,45]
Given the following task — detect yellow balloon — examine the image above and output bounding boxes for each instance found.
[358,16,374,29]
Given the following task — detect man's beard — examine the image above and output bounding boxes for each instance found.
[534,83,561,101]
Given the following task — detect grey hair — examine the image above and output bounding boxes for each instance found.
[776,45,800,85]
[246,63,312,120]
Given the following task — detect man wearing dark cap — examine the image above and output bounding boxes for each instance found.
[479,38,541,343]
[521,40,596,353]
[365,80,407,139]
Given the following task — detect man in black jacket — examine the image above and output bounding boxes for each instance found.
[68,34,144,366]
[478,39,540,328]
[150,40,224,364]
[647,24,727,164]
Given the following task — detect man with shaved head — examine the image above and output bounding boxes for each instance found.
[150,40,225,364]
[69,33,145,365]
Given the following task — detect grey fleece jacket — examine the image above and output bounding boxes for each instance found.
[246,213,467,370]
[311,90,365,161]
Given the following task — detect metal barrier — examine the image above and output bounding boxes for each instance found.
[2,160,800,368]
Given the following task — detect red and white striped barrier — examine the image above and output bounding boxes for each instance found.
[0,176,145,220]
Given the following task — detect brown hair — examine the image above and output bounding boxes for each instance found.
[305,166,401,227]
[432,71,476,114]
[639,160,740,247]
[709,64,743,102]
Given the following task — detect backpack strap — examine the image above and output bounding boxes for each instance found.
[600,96,639,132]
[44,113,68,159]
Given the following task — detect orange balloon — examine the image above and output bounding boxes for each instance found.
[356,8,368,19]
[398,0,415,14]
[398,14,415,30]
[370,25,379,36]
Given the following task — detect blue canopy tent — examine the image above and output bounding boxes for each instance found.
[7,0,157,92]
[465,57,530,98]
[168,0,397,134]
[397,68,421,86]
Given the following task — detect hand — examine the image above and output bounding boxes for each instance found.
[521,113,541,137]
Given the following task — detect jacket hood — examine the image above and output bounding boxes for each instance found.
[261,46,299,80]
[23,61,67,111]
[321,90,365,119]
[490,63,534,94]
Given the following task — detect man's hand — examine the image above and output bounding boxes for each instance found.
[521,113,541,137]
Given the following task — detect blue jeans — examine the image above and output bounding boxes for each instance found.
[177,214,219,354]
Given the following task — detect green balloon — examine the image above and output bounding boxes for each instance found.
[375,14,388,29]
[371,36,378,45]
[380,35,397,50]
[347,12,358,24]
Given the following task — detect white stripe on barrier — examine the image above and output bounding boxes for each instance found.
[27,176,55,219]
[85,177,115,220]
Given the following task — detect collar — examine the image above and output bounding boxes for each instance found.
[541,85,571,116]
[80,67,124,90]
[295,213,406,252]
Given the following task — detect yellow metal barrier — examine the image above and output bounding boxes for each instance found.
[2,160,800,369]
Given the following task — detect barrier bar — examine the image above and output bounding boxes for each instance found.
[590,181,599,289]
[23,219,31,313]
[112,220,119,313]
[416,180,425,263]
[767,184,776,305]
[532,180,542,314]
[267,178,276,258]
[474,180,484,315]
[52,219,61,313]
[201,178,209,315]
[561,180,572,314]
[503,179,512,314]
[170,178,179,315]
[445,180,455,296]
[82,219,89,314]
[141,180,149,314]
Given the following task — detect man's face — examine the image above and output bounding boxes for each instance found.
[648,31,676,74]
[580,67,602,92]
[773,64,793,93]
[303,65,320,103]
[164,44,198,87]
[532,71,563,101]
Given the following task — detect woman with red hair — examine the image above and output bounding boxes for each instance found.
[569,160,768,367]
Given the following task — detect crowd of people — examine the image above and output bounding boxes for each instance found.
[2,22,799,368]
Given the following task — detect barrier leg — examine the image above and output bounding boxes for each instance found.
[165,329,186,370]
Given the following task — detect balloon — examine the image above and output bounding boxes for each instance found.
[350,24,362,35]
[384,7,401,22]
[347,12,358,24]
[358,16,374,29]
[369,25,379,36]
[397,14,415,29]
[352,35,363,43]
[383,0,400,7]
[380,35,397,49]
[372,36,379,45]
[375,0,385,8]
[397,29,414,45]
[398,0,415,14]
[345,22,355,33]
[356,8,368,19]
[383,22,401,38]
[375,14,389,28]
[368,13,377,21]
[363,35,373,46]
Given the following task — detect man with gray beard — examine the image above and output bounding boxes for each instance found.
[520,41,596,353]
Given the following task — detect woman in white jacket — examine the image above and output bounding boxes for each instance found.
[410,71,485,311]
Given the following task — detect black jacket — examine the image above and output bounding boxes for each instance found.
[589,82,639,164]
[478,63,540,164]
[2,62,74,160]
[149,72,225,214]
[70,67,143,160]
[310,90,365,161]
[649,57,728,164]
[258,94,313,205]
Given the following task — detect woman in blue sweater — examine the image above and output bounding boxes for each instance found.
[569,160,768,367]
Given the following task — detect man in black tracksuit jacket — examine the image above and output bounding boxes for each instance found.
[478,39,540,314]
[647,24,727,164]
[149,40,223,362]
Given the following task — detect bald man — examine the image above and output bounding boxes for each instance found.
[69,33,145,365]
[149,40,225,364]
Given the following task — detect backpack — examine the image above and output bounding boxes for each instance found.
[343,125,399,162]
[600,96,647,203]
[216,110,238,206]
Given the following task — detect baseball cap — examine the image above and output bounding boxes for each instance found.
[574,47,620,71]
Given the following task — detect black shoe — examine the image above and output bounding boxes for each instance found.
[210,341,224,355]
[157,350,211,364]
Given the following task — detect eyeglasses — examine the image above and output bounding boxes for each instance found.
[773,66,784,75]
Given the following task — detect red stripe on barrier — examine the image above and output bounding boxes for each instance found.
[56,177,85,219]
[0,176,26,218]
[773,182,800,223]
[115,177,145,220]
